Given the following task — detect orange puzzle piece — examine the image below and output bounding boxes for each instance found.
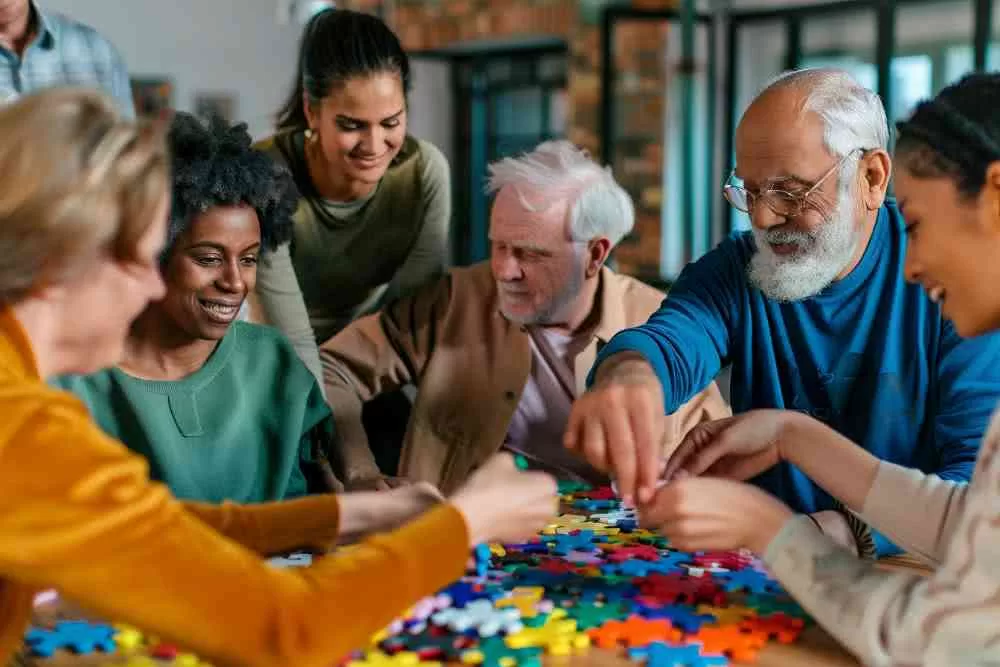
[587,615,682,649]
[690,625,766,663]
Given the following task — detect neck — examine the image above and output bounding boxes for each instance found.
[119,309,220,381]
[539,272,603,336]
[303,136,378,202]
[835,207,880,280]
[11,299,70,379]
[0,3,34,55]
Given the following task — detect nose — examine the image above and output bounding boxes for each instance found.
[903,243,922,284]
[492,247,522,282]
[216,257,246,294]
[748,200,786,231]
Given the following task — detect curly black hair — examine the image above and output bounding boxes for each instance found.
[167,111,297,256]
[895,72,1000,199]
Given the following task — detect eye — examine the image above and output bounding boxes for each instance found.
[240,255,259,267]
[194,255,221,267]
[336,119,363,131]
[382,118,401,128]
[904,221,920,239]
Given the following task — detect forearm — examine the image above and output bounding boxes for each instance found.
[182,494,341,555]
[780,413,880,512]
[324,383,381,484]
[253,245,324,385]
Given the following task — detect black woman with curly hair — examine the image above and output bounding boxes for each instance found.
[56,111,334,503]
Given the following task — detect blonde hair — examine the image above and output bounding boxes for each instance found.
[0,88,168,306]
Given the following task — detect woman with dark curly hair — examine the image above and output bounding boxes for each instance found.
[645,72,1000,666]
[56,111,332,503]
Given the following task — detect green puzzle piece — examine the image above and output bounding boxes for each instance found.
[563,601,631,630]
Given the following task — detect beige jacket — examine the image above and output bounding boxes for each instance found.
[320,261,730,493]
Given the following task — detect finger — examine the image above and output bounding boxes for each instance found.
[661,425,705,482]
[563,401,586,452]
[632,392,662,505]
[605,406,638,505]
[581,415,610,473]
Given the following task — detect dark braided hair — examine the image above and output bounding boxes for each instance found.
[276,8,410,132]
[895,72,1000,198]
[167,112,297,257]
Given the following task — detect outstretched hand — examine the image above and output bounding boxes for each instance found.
[661,410,791,483]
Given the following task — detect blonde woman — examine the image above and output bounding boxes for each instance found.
[0,89,556,667]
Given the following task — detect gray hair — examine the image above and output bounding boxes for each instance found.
[761,68,889,165]
[485,140,634,247]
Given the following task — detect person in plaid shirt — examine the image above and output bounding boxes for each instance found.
[0,1,133,116]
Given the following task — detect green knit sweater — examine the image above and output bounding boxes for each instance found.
[54,322,332,503]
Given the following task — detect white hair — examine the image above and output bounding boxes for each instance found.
[485,140,634,247]
[761,68,889,159]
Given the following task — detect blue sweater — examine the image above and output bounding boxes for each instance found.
[594,202,1000,555]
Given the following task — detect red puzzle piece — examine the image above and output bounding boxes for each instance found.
[739,613,806,644]
[692,551,754,571]
[690,625,766,662]
[587,615,682,649]
[638,573,727,607]
[578,487,616,500]
[606,545,662,563]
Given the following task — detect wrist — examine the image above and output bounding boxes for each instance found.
[749,505,794,554]
[594,352,656,387]
[776,411,817,464]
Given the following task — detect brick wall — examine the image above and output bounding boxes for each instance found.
[344,0,673,278]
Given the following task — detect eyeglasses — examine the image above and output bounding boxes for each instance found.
[723,148,865,218]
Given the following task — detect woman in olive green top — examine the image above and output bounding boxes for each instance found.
[57,112,335,503]
[251,8,452,384]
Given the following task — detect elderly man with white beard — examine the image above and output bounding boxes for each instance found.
[565,67,1000,557]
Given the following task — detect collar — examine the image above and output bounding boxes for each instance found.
[25,2,56,50]
[591,265,629,345]
[0,306,42,380]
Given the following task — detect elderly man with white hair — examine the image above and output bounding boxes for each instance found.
[567,68,1000,557]
[320,140,729,493]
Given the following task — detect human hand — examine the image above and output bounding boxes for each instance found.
[343,474,413,492]
[564,353,665,506]
[661,410,793,483]
[450,453,558,546]
[640,477,794,554]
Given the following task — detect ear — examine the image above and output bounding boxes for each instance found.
[982,161,1000,233]
[302,91,318,131]
[859,148,892,210]
[585,238,611,278]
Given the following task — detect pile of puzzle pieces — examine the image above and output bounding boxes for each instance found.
[343,482,811,667]
[23,483,811,666]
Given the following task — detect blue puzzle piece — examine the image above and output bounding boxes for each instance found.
[473,543,492,577]
[541,530,605,555]
[634,604,716,633]
[600,559,684,577]
[504,541,551,555]
[716,569,783,595]
[628,641,728,667]
[25,621,117,657]
[439,581,502,607]
[572,499,618,512]
[267,552,313,568]
[510,570,575,587]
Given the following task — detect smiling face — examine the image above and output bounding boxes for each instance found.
[734,86,871,301]
[157,205,261,341]
[897,162,1000,337]
[304,71,407,190]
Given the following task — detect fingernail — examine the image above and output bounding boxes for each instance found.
[622,494,634,507]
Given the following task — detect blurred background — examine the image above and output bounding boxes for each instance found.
[52,0,1000,287]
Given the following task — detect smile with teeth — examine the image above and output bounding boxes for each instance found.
[199,298,240,321]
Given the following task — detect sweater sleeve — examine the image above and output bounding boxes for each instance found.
[589,239,742,413]
[380,140,452,308]
[0,400,469,667]
[859,461,968,564]
[763,438,1000,666]
[252,243,325,387]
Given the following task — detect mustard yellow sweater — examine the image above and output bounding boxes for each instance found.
[0,308,468,666]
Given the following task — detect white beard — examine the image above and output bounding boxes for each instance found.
[747,182,860,302]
